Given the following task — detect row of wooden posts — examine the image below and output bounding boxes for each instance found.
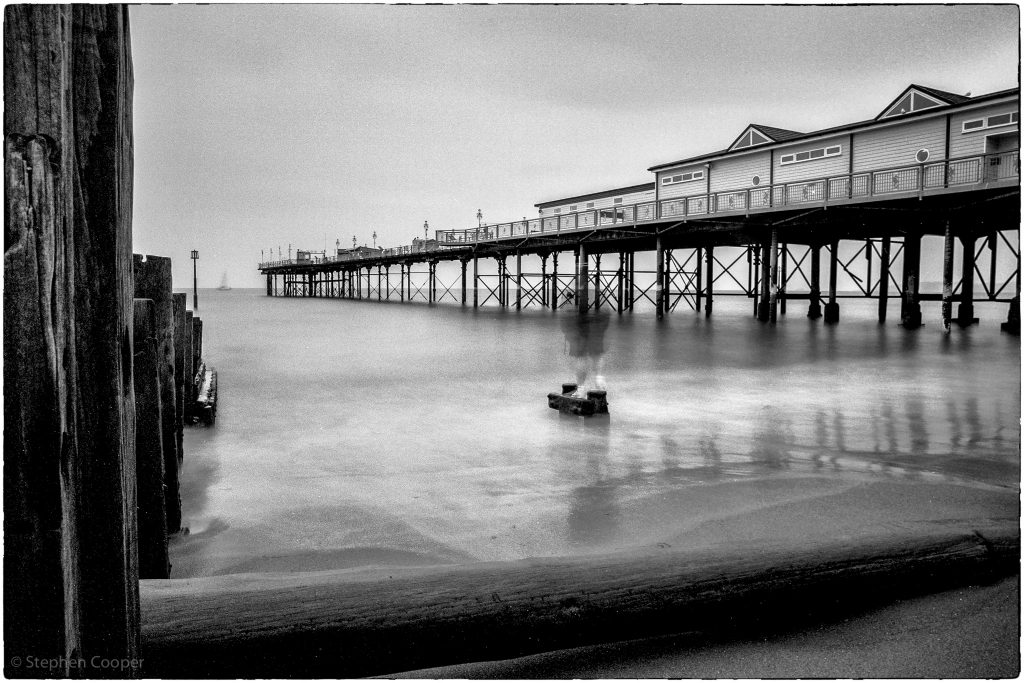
[132,254,207,579]
[266,225,1020,333]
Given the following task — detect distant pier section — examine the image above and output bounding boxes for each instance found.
[260,84,1020,332]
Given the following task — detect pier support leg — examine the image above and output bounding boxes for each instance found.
[941,223,955,332]
[616,253,624,314]
[473,256,479,308]
[627,252,635,311]
[957,234,977,327]
[266,274,272,296]
[1001,230,1020,334]
[594,253,602,312]
[779,243,788,316]
[655,237,665,319]
[577,244,590,314]
[429,262,435,304]
[400,264,405,302]
[378,267,382,301]
[808,245,822,319]
[695,247,703,313]
[825,239,840,324]
[551,253,559,309]
[878,237,891,324]
[705,246,714,318]
[541,254,548,308]
[461,259,467,305]
[769,229,779,323]
[901,232,922,329]
[757,241,771,321]
[516,252,522,310]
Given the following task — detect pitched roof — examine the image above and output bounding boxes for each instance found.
[912,84,972,105]
[750,124,804,142]
[648,86,1019,172]
[535,181,654,208]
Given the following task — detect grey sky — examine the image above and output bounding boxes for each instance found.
[130,4,1019,288]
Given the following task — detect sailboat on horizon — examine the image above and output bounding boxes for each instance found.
[217,271,232,291]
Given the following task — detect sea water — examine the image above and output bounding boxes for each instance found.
[172,289,1020,577]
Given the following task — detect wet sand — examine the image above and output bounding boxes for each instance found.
[390,576,1019,678]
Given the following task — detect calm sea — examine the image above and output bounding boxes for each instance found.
[172,287,1020,577]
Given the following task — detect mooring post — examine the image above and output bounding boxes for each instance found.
[473,255,479,308]
[594,253,602,312]
[655,237,665,319]
[769,228,779,323]
[706,245,715,318]
[878,237,891,323]
[133,299,170,580]
[577,243,590,314]
[1001,228,1021,334]
[551,252,559,309]
[516,251,522,310]
[941,222,955,333]
[825,239,840,323]
[957,233,977,327]
[779,243,788,316]
[758,241,771,321]
[901,231,923,329]
[460,259,468,305]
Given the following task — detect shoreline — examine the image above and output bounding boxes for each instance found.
[141,517,1017,678]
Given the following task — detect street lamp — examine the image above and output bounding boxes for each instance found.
[423,220,429,243]
[190,249,199,309]
[372,231,377,249]
[477,209,482,227]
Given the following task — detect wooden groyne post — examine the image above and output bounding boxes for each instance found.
[4,5,140,676]
[172,294,187,478]
[133,254,181,533]
[134,299,170,579]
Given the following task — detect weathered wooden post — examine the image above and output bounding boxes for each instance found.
[4,6,139,675]
[184,310,194,420]
[134,255,181,533]
[941,222,955,333]
[192,316,204,402]
[825,239,840,323]
[172,293,187,478]
[957,233,977,327]
[655,237,665,319]
[769,229,780,323]
[878,237,891,324]
[705,246,715,318]
[577,245,590,314]
[757,241,771,321]
[901,231,923,329]
[134,299,170,579]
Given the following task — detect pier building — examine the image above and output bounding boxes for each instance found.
[259,83,1020,331]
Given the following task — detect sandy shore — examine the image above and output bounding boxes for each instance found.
[390,576,1020,678]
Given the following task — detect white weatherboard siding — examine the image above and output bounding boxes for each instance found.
[774,136,851,183]
[949,102,1020,158]
[709,153,772,193]
[543,188,654,216]
[852,118,947,173]
[658,166,709,199]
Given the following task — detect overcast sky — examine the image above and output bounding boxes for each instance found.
[130,4,1019,288]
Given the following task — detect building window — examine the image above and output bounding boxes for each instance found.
[661,170,705,185]
[916,149,930,163]
[962,112,1019,133]
[752,175,761,186]
[779,145,842,165]
[614,198,623,204]
[586,202,594,208]
[569,205,577,211]
[554,208,561,214]
[733,128,772,150]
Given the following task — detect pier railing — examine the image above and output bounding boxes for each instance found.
[435,150,1019,245]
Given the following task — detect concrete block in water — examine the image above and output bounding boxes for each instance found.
[547,385,608,416]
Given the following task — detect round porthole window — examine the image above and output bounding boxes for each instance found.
[916,149,930,163]
[752,175,761,186]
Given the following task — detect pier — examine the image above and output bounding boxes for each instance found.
[260,86,1020,332]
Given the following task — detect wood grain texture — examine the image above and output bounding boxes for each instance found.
[140,520,1017,678]
[133,299,169,579]
[4,4,138,676]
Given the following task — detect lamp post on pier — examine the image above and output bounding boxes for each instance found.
[190,249,199,309]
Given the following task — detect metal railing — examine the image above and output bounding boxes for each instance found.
[259,150,1018,269]
[433,150,1018,246]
